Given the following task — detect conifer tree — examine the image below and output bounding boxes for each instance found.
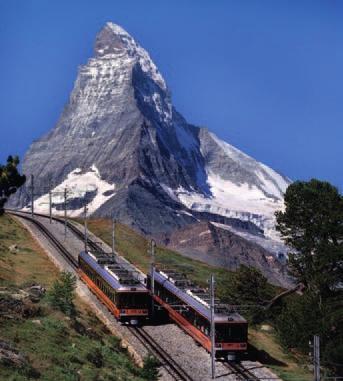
[0,155,26,214]
[275,179,343,374]
[275,179,343,299]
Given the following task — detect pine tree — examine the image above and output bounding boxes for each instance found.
[47,272,77,316]
[275,179,343,298]
[275,179,343,374]
[0,155,26,214]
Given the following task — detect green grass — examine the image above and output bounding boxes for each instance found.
[85,217,313,381]
[249,327,312,381]
[0,214,59,287]
[0,214,156,381]
[0,307,148,381]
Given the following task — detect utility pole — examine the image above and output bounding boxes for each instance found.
[314,335,320,381]
[150,239,156,321]
[84,204,88,252]
[30,174,34,218]
[64,188,67,240]
[48,177,52,224]
[210,274,216,380]
[49,190,52,224]
[112,218,116,255]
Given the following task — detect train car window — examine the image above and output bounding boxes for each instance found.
[117,293,149,308]
[153,279,212,335]
[215,323,248,343]
[80,258,123,306]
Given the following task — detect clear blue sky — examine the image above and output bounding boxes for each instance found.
[1,0,342,190]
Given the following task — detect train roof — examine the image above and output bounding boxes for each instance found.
[79,251,147,292]
[153,268,247,324]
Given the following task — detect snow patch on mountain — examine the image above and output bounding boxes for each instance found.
[171,168,287,244]
[207,131,289,199]
[259,162,290,195]
[23,165,114,217]
[208,132,255,165]
[150,92,172,123]
[176,171,283,217]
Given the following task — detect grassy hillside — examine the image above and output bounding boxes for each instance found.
[249,328,312,381]
[0,214,155,381]
[86,218,312,381]
[0,214,58,286]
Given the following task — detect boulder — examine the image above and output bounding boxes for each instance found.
[0,340,27,368]
[8,244,18,253]
[25,284,46,302]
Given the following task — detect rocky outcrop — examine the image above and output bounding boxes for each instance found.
[0,341,28,369]
[159,222,291,287]
[0,284,45,319]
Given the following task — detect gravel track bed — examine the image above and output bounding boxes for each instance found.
[239,361,282,380]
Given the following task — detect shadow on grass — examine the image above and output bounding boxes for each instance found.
[245,343,287,366]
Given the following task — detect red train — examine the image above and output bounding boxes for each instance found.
[147,268,248,361]
[78,251,149,324]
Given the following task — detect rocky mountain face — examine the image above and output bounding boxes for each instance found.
[14,22,291,284]
[158,222,290,287]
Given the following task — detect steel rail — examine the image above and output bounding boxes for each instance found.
[223,361,264,381]
[127,326,195,381]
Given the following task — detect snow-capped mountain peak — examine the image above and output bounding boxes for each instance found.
[95,22,167,91]
[17,22,291,259]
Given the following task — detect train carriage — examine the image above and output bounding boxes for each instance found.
[78,251,149,324]
[147,268,248,360]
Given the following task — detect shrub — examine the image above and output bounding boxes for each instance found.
[140,355,160,380]
[47,272,76,316]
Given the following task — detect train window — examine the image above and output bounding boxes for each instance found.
[117,293,149,309]
[215,323,248,343]
[80,259,116,302]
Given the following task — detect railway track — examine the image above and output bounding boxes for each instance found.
[222,362,280,381]
[128,326,194,381]
[8,210,78,269]
[7,209,195,381]
[7,209,104,254]
[223,361,265,381]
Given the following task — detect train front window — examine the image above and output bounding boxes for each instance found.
[215,323,248,343]
[117,292,149,309]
